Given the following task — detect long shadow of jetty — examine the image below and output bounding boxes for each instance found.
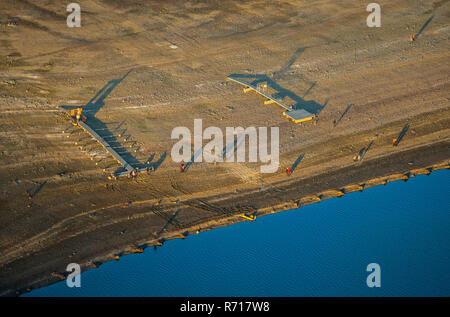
[273,47,306,80]
[60,70,161,176]
[228,73,323,115]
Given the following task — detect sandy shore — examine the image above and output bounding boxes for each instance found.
[0,1,449,296]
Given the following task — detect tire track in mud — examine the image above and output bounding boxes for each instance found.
[0,176,236,267]
[0,176,211,268]
[170,176,191,196]
[167,175,256,227]
[0,199,164,267]
[167,178,226,228]
[151,205,183,230]
[0,198,216,269]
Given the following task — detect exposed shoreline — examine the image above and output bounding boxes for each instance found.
[1,0,449,297]
[2,140,448,297]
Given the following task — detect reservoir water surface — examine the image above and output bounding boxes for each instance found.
[26,169,449,296]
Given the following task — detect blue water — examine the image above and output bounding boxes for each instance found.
[25,169,449,297]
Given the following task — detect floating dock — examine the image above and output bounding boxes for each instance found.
[227,75,315,123]
[59,106,136,176]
